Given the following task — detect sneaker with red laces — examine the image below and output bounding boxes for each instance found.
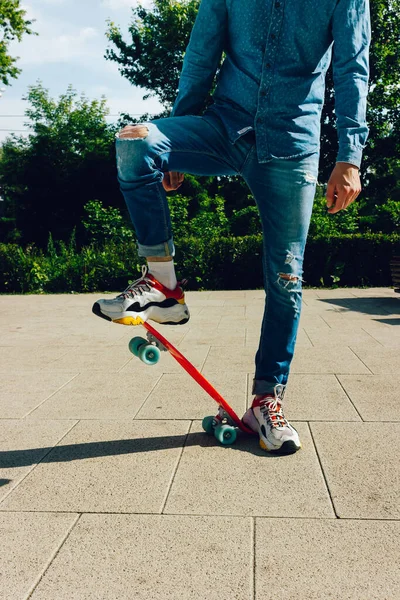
[92,266,190,326]
[242,384,301,455]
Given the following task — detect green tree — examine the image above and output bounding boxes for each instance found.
[0,0,36,84]
[0,83,121,244]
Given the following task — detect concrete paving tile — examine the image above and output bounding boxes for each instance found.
[314,289,358,298]
[1,420,190,513]
[243,305,263,320]
[29,372,162,420]
[182,293,211,307]
[0,330,74,346]
[198,306,246,318]
[306,327,381,347]
[246,374,361,421]
[202,346,256,375]
[359,326,400,347]
[351,288,399,297]
[0,346,71,372]
[298,315,331,331]
[337,375,400,421]
[209,290,247,299]
[0,371,78,419]
[45,345,133,372]
[255,518,400,600]
[29,514,252,600]
[0,419,77,503]
[245,306,263,319]
[179,327,245,347]
[164,422,334,518]
[290,347,371,374]
[349,346,400,374]
[136,372,247,420]
[310,422,400,519]
[0,512,78,600]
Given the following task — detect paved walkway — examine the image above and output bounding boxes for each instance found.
[0,288,399,600]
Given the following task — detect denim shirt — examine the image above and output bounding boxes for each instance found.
[171,0,371,167]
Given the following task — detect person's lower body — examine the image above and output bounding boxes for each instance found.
[94,110,319,453]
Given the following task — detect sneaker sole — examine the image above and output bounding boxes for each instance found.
[259,438,301,456]
[242,413,301,455]
[92,302,189,326]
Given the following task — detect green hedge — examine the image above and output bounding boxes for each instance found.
[1,234,399,293]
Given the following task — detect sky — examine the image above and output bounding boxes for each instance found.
[1,0,165,142]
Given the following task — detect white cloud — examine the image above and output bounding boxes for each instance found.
[13,26,100,65]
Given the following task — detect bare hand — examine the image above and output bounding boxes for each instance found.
[326,163,361,214]
[162,171,185,191]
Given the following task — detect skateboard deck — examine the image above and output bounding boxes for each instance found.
[128,321,256,445]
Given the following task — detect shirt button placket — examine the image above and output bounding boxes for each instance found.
[256,0,285,158]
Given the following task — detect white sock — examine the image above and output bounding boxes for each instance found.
[147,260,178,290]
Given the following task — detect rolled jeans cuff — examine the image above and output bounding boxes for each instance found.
[252,378,287,396]
[137,238,175,258]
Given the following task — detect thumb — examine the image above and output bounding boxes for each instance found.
[326,181,336,209]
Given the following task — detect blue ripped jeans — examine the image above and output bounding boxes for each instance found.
[116,110,319,395]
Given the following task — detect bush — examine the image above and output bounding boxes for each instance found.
[1,233,398,293]
[82,200,134,244]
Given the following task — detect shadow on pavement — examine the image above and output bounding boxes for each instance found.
[0,431,283,470]
[318,296,400,318]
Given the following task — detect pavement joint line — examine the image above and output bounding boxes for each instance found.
[117,355,135,373]
[0,420,80,507]
[160,420,193,515]
[251,516,256,600]
[360,326,385,347]
[199,344,212,373]
[21,373,81,419]
[334,374,365,422]
[0,510,398,522]
[246,372,250,409]
[307,422,338,519]
[302,326,314,347]
[132,373,164,419]
[24,512,82,600]
[347,346,375,375]
[318,315,332,329]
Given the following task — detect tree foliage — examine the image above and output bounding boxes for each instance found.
[0,0,36,84]
[0,83,120,244]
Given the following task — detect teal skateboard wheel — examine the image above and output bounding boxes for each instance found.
[202,416,215,435]
[214,424,237,445]
[129,337,147,357]
[138,343,161,365]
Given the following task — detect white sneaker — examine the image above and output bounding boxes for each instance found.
[92,266,190,326]
[242,385,301,455]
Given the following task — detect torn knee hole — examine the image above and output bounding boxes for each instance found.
[119,125,149,139]
[278,273,299,282]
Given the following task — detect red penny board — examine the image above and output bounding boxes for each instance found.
[142,321,255,435]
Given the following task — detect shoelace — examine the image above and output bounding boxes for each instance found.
[118,265,154,300]
[259,398,288,429]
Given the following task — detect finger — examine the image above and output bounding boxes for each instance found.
[162,172,172,191]
[326,181,336,209]
[343,188,360,210]
[328,186,347,214]
[170,172,184,189]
